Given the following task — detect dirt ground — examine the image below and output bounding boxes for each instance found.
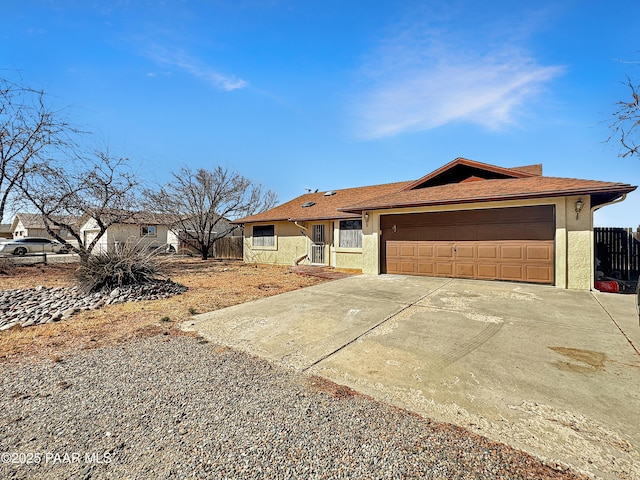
[0,258,328,362]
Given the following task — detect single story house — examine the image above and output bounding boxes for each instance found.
[235,158,636,290]
[0,224,12,239]
[11,213,78,241]
[79,211,241,255]
[79,212,180,253]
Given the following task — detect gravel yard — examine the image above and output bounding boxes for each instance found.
[0,335,588,480]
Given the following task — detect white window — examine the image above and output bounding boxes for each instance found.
[339,220,362,248]
[252,225,275,247]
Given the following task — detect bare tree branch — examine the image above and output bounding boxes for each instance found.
[0,75,79,223]
[145,166,276,260]
[20,150,141,259]
[608,76,640,158]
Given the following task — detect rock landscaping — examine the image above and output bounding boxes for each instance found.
[0,280,187,330]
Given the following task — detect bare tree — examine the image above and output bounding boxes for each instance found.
[609,76,640,158]
[0,76,76,223]
[146,166,277,260]
[20,150,141,260]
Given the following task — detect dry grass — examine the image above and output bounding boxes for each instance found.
[0,258,328,363]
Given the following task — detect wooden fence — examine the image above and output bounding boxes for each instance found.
[214,236,243,259]
[179,235,243,259]
[594,227,640,281]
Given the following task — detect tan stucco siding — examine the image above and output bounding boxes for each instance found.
[361,211,379,275]
[243,221,357,267]
[244,221,308,265]
[361,196,594,290]
[562,196,592,290]
[334,250,363,270]
[80,219,172,253]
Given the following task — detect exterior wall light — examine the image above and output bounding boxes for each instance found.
[574,198,584,219]
[364,212,369,224]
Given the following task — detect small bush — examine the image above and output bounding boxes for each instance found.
[75,241,167,293]
[0,256,16,275]
[188,307,198,315]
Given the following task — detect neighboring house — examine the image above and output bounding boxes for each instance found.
[0,224,12,239]
[235,157,637,290]
[78,211,241,255]
[79,212,180,253]
[11,213,78,241]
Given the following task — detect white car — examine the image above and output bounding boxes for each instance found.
[0,237,71,256]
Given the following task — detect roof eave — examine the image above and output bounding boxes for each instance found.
[233,212,361,225]
[339,186,637,213]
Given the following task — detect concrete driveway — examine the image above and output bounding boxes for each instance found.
[183,275,640,480]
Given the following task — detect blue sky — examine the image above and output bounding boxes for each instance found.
[2,0,639,226]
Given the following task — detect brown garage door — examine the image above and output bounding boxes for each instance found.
[381,206,555,284]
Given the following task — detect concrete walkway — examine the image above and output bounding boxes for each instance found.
[183,275,640,480]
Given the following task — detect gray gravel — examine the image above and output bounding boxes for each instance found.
[0,281,188,330]
[0,335,587,480]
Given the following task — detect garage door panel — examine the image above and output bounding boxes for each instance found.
[417,262,434,274]
[386,260,400,274]
[455,263,475,277]
[477,264,498,279]
[501,245,524,260]
[435,244,454,259]
[526,244,552,261]
[436,263,454,275]
[477,245,498,259]
[456,226,477,241]
[500,264,524,281]
[455,244,475,259]
[399,244,416,256]
[400,261,417,274]
[476,225,496,241]
[526,265,553,283]
[435,226,456,241]
[382,206,554,284]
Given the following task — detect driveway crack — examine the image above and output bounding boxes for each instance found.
[302,279,454,372]
[591,292,640,357]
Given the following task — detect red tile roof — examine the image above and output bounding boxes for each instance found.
[234,159,636,224]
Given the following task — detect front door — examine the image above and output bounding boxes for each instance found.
[311,224,325,264]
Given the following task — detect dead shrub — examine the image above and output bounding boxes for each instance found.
[75,241,168,293]
[0,256,16,275]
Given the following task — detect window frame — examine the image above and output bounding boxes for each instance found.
[140,225,157,237]
[338,219,363,249]
[252,224,275,248]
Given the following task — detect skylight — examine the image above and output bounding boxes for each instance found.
[301,201,316,208]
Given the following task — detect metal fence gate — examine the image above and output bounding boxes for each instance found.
[594,227,640,281]
[311,224,325,264]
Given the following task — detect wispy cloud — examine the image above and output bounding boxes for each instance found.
[352,14,564,139]
[146,45,247,91]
